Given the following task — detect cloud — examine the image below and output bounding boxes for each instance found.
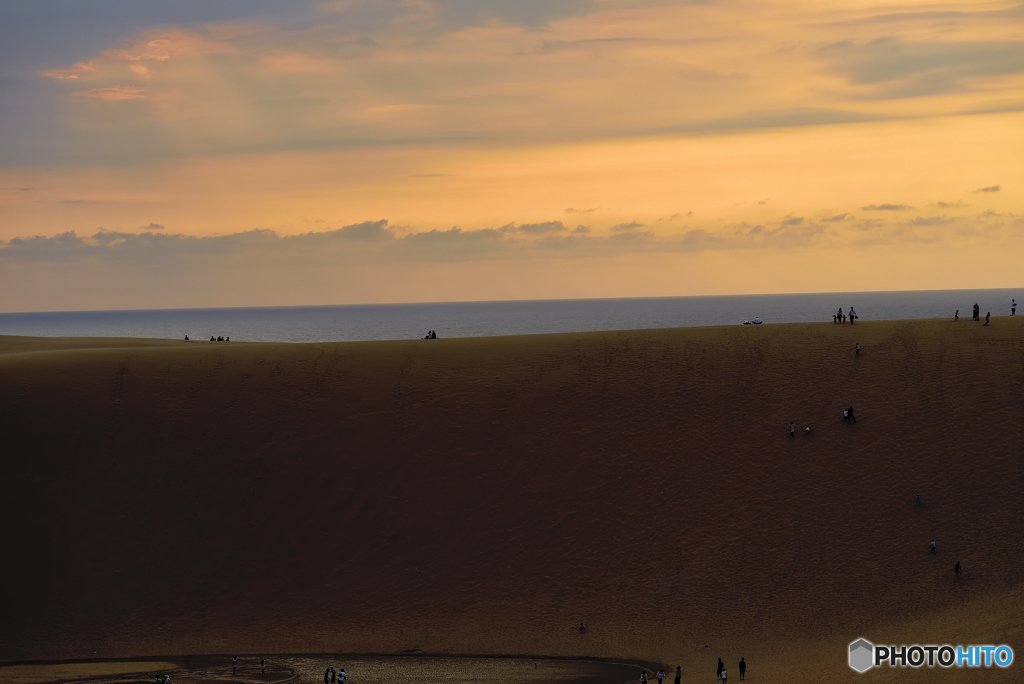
[821,213,852,222]
[819,38,1024,99]
[572,225,591,234]
[780,216,803,227]
[974,185,1001,193]
[934,201,967,208]
[610,221,645,232]
[907,215,954,226]
[514,221,569,235]
[73,86,148,101]
[331,219,393,240]
[862,203,912,211]
[141,223,165,231]
[402,226,504,243]
[565,207,599,214]
[39,62,96,80]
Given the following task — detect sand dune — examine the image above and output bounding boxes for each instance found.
[1,318,1022,681]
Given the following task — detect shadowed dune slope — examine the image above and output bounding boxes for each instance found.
[1,320,1023,678]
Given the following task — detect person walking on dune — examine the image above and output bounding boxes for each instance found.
[847,406,857,424]
[954,560,962,579]
[717,658,723,680]
[657,669,666,684]
[675,665,681,684]
[855,342,860,356]
[955,310,959,321]
[738,658,746,681]
[985,311,991,326]
[720,667,727,682]
[931,539,937,553]
[790,421,796,437]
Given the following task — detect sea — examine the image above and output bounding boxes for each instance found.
[0,288,1018,343]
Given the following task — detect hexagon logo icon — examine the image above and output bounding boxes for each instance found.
[849,638,875,673]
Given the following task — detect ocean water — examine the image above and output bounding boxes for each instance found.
[0,289,1018,343]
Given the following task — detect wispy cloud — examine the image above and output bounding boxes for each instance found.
[974,185,1001,193]
[862,203,912,211]
[73,86,148,101]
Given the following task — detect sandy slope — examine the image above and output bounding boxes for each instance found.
[1,319,1022,681]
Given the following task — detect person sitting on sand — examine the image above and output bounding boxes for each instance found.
[753,317,762,324]
[210,336,216,341]
[579,622,586,631]
[184,334,189,341]
[743,319,750,325]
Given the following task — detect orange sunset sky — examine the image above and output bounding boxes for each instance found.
[1,0,1021,312]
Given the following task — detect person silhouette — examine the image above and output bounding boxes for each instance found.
[789,421,795,438]
[931,539,937,553]
[855,343,860,356]
[184,334,189,341]
[674,666,681,684]
[717,658,723,680]
[953,560,962,579]
[985,312,990,325]
[738,658,746,681]
[232,657,237,675]
[955,310,959,322]
[1012,299,1016,316]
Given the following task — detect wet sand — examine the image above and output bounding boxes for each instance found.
[1,318,1022,681]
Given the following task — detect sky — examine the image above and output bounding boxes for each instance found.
[1,0,1022,312]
